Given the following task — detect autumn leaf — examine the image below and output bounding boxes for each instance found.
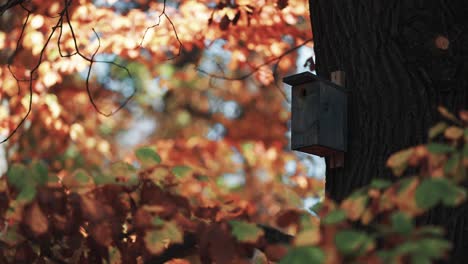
[24,202,49,236]
[386,148,414,176]
[108,246,122,264]
[277,0,289,9]
[429,122,448,139]
[340,193,368,221]
[62,169,94,192]
[295,227,321,246]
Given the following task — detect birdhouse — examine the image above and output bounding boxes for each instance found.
[284,71,348,166]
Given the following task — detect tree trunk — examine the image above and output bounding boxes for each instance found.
[309,0,468,261]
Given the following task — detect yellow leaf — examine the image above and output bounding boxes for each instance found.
[444,126,464,140]
[295,227,320,246]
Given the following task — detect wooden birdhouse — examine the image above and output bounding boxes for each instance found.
[284,71,348,167]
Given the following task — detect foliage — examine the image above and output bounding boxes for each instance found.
[0,0,467,263]
[281,109,468,264]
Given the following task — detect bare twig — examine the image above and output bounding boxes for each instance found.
[139,0,183,60]
[197,38,313,81]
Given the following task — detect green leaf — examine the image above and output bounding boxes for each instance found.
[415,226,445,236]
[109,161,139,186]
[414,238,451,258]
[144,222,183,255]
[229,220,264,243]
[135,147,161,167]
[427,143,455,154]
[171,165,191,179]
[335,230,373,256]
[322,209,346,225]
[415,178,465,209]
[428,122,448,139]
[309,202,323,215]
[0,225,25,246]
[16,185,37,202]
[279,246,325,264]
[370,179,392,189]
[32,161,48,186]
[62,169,93,191]
[391,212,413,235]
[151,217,165,227]
[415,179,442,209]
[411,255,431,264]
[7,164,28,190]
[444,153,460,174]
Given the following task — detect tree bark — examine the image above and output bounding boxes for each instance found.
[309,0,468,262]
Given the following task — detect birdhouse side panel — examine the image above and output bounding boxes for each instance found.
[318,84,347,153]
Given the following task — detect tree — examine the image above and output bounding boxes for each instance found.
[0,0,467,263]
[0,0,321,262]
[309,0,468,261]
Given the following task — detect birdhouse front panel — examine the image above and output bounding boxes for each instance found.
[285,72,348,157]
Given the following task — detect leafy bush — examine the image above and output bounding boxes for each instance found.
[0,108,466,263]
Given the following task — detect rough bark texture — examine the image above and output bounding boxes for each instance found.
[309,0,468,262]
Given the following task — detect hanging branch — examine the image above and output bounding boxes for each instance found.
[1,0,135,143]
[197,38,313,81]
[139,0,184,60]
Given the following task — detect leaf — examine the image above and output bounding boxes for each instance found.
[108,246,122,264]
[309,202,323,215]
[444,153,460,175]
[0,224,25,246]
[295,228,320,246]
[16,185,37,202]
[229,220,264,243]
[428,122,448,139]
[144,222,183,255]
[415,226,445,236]
[7,164,28,190]
[341,194,368,221]
[172,165,191,179]
[386,148,414,176]
[25,202,48,235]
[322,209,346,225]
[32,161,48,186]
[62,169,93,191]
[415,178,465,209]
[135,147,161,167]
[444,126,464,140]
[413,238,451,258]
[437,106,460,124]
[427,143,455,154]
[334,230,373,256]
[109,161,138,186]
[415,179,442,209]
[370,178,392,189]
[391,212,413,235]
[279,246,325,264]
[219,15,230,31]
[277,0,288,9]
